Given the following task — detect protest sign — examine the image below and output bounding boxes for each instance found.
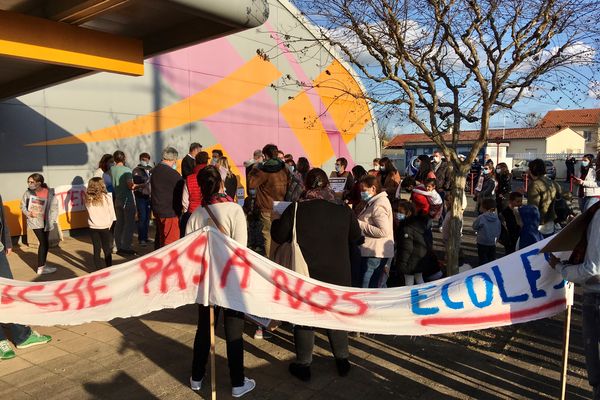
[0,227,571,335]
[329,177,347,193]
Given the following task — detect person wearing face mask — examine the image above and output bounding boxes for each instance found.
[494,162,512,212]
[371,158,381,174]
[211,149,223,166]
[356,175,394,288]
[150,147,184,248]
[474,164,497,215]
[393,200,429,286]
[415,155,436,185]
[133,153,153,246]
[20,173,59,275]
[330,157,355,199]
[574,154,600,212]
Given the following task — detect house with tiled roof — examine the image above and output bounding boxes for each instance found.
[537,108,600,154]
[384,126,584,173]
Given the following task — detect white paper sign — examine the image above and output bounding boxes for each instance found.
[329,177,347,193]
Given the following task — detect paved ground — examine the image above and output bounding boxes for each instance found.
[0,187,593,399]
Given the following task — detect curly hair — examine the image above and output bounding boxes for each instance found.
[86,177,108,207]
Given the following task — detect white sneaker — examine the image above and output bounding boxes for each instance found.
[232,377,255,398]
[37,265,57,275]
[190,377,202,391]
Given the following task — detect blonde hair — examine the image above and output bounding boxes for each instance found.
[216,156,234,178]
[86,177,108,207]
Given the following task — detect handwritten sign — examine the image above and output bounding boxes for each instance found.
[329,177,347,193]
[0,228,571,335]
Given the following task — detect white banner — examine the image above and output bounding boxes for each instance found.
[0,227,572,335]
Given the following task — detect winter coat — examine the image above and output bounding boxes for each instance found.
[410,186,431,216]
[579,167,600,197]
[395,215,429,275]
[357,192,394,258]
[527,176,561,224]
[518,205,544,249]
[247,159,290,211]
[433,161,451,191]
[271,199,362,286]
[472,211,501,246]
[20,188,59,232]
[380,169,401,199]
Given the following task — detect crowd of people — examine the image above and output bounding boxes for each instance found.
[5,144,600,397]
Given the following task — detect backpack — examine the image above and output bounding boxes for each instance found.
[285,173,303,202]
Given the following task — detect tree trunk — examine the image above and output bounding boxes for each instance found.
[446,172,466,276]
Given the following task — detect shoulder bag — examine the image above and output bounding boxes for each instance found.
[273,202,310,277]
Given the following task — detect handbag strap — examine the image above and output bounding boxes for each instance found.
[204,204,227,235]
[291,202,298,245]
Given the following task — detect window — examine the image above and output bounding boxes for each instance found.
[584,130,593,142]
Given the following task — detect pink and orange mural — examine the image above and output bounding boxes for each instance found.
[1,0,378,234]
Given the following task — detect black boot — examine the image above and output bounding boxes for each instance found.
[335,358,351,377]
[289,363,311,382]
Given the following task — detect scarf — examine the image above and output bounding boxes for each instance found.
[202,192,233,207]
[299,187,337,203]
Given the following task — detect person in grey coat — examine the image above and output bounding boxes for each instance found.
[472,198,501,266]
[20,173,59,275]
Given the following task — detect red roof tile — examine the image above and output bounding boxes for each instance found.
[538,108,600,128]
[386,127,562,148]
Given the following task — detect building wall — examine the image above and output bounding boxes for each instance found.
[0,0,379,235]
[505,139,547,158]
[545,128,585,154]
[567,126,598,154]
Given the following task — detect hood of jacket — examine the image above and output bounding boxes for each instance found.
[480,212,499,224]
[519,205,541,229]
[259,158,286,173]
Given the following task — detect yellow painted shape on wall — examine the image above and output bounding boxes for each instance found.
[27,56,282,146]
[280,92,334,167]
[0,39,144,76]
[314,60,372,144]
[58,211,89,232]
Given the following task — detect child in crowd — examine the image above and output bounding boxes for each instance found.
[393,200,429,286]
[517,205,543,250]
[472,198,501,266]
[499,192,523,255]
[411,178,443,220]
[85,177,116,270]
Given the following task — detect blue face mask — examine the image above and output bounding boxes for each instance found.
[482,169,490,175]
[335,165,341,173]
[396,213,406,221]
[172,163,178,170]
[582,160,590,167]
[380,166,386,172]
[360,191,373,201]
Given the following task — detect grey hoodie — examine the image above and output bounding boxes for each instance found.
[472,211,501,246]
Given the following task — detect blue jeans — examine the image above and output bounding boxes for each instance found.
[0,252,31,344]
[583,293,600,392]
[135,196,151,242]
[360,257,389,288]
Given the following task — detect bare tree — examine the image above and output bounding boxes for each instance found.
[521,112,543,128]
[293,0,600,274]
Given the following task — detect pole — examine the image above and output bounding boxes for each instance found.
[560,304,572,400]
[524,173,528,192]
[470,173,475,195]
[210,305,217,400]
